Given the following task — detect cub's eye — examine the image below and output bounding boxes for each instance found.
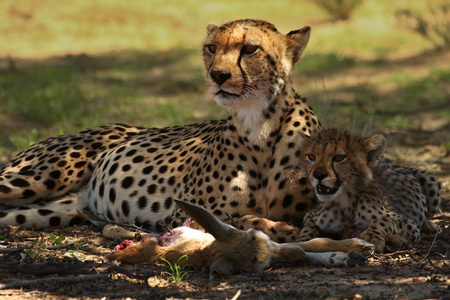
[242,45,259,55]
[206,45,217,54]
[333,154,346,162]
[306,154,316,162]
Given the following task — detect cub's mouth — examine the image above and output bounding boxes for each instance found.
[316,182,341,196]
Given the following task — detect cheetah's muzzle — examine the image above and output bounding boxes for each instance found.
[216,90,240,98]
[316,182,341,196]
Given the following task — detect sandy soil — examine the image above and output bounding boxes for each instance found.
[0,127,449,300]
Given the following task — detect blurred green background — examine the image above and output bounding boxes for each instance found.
[0,0,449,157]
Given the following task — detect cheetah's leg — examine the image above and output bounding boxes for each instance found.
[410,169,442,218]
[0,124,146,207]
[297,212,319,241]
[408,168,442,234]
[292,237,374,254]
[0,193,86,228]
[359,215,420,253]
[384,234,407,250]
[415,171,442,234]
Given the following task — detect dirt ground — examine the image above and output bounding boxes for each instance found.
[0,126,449,300]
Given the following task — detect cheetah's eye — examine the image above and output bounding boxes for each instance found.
[306,154,316,162]
[242,45,259,55]
[206,45,217,54]
[333,154,346,162]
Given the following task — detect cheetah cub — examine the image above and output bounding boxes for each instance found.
[298,128,441,253]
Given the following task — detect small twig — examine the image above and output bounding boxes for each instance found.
[393,286,402,300]
[420,230,439,263]
[0,243,75,254]
[0,262,157,290]
[0,247,24,254]
[396,257,413,262]
[0,263,97,276]
[0,274,109,290]
[229,289,241,300]
[107,263,158,280]
[0,261,156,280]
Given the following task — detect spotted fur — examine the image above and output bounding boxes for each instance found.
[0,19,320,242]
[297,128,442,252]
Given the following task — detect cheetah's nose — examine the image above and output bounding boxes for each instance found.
[313,168,328,181]
[210,70,231,85]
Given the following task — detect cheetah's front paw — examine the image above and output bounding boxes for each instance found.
[359,231,385,253]
[348,238,375,254]
[384,234,407,250]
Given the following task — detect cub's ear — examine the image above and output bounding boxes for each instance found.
[207,24,218,35]
[363,134,386,168]
[286,26,311,64]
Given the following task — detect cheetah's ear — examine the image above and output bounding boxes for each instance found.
[286,26,311,64]
[207,24,218,35]
[363,134,386,169]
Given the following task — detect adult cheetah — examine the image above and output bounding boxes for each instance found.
[0,19,320,242]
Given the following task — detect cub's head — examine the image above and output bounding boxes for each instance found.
[301,128,386,203]
[203,19,310,120]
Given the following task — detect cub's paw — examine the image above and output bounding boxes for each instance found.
[359,231,385,253]
[384,234,407,251]
[348,238,375,254]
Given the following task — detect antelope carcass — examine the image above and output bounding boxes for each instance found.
[106,200,373,278]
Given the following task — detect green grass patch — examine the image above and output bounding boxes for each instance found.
[299,53,356,76]
[161,254,191,284]
[302,66,449,134]
[0,48,229,154]
[378,68,450,113]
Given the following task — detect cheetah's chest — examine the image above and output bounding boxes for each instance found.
[311,203,355,236]
[185,148,314,223]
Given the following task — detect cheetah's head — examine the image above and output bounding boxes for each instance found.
[202,19,310,127]
[301,128,386,203]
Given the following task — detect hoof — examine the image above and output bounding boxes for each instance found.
[346,251,367,267]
